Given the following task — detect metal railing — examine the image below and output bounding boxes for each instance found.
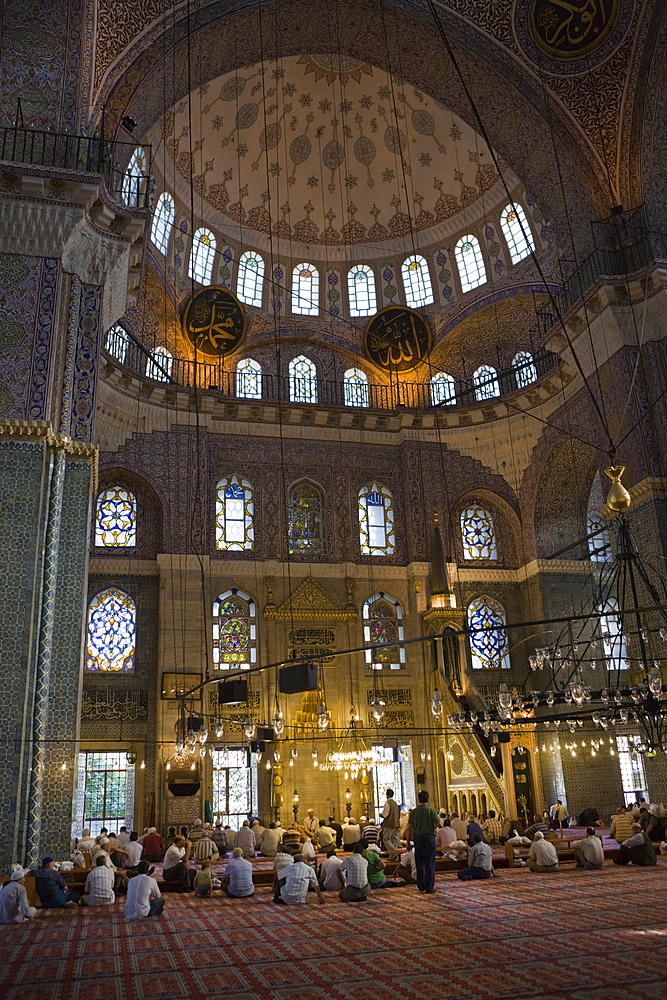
[0,124,151,209]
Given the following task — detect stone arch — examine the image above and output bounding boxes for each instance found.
[94,467,163,559]
[454,488,523,569]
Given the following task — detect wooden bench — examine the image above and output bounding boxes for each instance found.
[1,868,91,907]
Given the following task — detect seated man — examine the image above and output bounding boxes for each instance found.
[194,860,214,897]
[124,832,143,871]
[639,807,665,843]
[610,807,635,844]
[221,848,255,898]
[124,861,164,918]
[449,813,468,841]
[527,831,559,872]
[314,820,336,853]
[466,815,484,847]
[318,848,343,891]
[211,822,228,856]
[35,858,81,908]
[337,842,371,902]
[435,820,457,853]
[342,817,362,847]
[77,828,96,851]
[572,827,604,870]
[524,815,550,840]
[236,820,256,857]
[192,829,220,864]
[481,810,502,844]
[360,817,380,847]
[188,819,205,843]
[81,856,116,906]
[272,849,294,901]
[162,835,195,892]
[613,823,657,866]
[457,832,494,881]
[0,867,37,924]
[362,843,406,889]
[258,823,282,857]
[396,848,417,884]
[276,853,325,905]
[141,827,165,862]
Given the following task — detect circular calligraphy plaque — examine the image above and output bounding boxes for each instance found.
[364,306,432,373]
[529,0,620,59]
[182,285,247,357]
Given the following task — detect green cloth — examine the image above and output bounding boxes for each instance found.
[363,849,385,886]
[408,804,439,836]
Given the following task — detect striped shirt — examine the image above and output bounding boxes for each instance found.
[192,837,219,862]
[482,818,502,843]
[84,865,115,904]
[361,823,380,846]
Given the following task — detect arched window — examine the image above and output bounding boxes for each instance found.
[215,475,254,551]
[145,346,173,382]
[289,355,317,403]
[95,487,137,547]
[150,192,175,255]
[468,596,510,669]
[189,228,216,285]
[348,264,377,317]
[512,351,537,389]
[430,373,456,406]
[500,203,535,264]
[287,480,323,554]
[401,254,434,308]
[236,358,262,400]
[104,324,129,365]
[237,251,265,307]
[363,592,405,669]
[455,235,487,293]
[343,368,369,407]
[460,506,498,561]
[359,483,395,556]
[86,588,136,672]
[473,365,500,401]
[121,147,148,207]
[213,589,256,670]
[292,262,319,315]
[599,598,627,671]
[587,473,612,562]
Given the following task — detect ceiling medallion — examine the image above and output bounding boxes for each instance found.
[182,285,247,357]
[364,306,431,372]
[514,0,631,75]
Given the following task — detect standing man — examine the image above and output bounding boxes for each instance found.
[549,800,568,830]
[381,789,401,850]
[406,791,440,894]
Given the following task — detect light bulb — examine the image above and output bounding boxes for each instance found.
[265,759,271,770]
[190,762,196,771]
[370,696,385,723]
[243,716,255,741]
[289,758,294,767]
[166,761,171,770]
[60,762,67,771]
[273,710,285,736]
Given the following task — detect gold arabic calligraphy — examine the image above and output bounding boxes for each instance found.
[531,0,619,58]
[364,306,431,372]
[183,286,247,356]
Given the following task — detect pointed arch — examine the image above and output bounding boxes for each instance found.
[213,588,257,669]
[348,264,377,317]
[430,372,456,406]
[401,254,434,308]
[95,487,137,547]
[121,146,148,207]
[145,346,173,381]
[343,367,369,407]
[455,234,487,293]
[150,192,175,255]
[236,358,262,399]
[289,355,317,403]
[358,482,395,555]
[287,478,324,554]
[363,592,405,669]
[292,262,319,315]
[189,227,216,285]
[500,202,535,264]
[104,324,129,365]
[237,251,265,307]
[460,506,498,561]
[512,351,538,389]
[215,475,254,551]
[473,364,500,401]
[467,595,510,669]
[86,588,136,672]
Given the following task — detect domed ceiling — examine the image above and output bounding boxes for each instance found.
[148,53,509,258]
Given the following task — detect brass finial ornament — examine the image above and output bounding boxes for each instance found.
[605,465,631,511]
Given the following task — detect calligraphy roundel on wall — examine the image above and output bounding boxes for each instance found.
[182,285,247,357]
[515,0,629,75]
[364,305,432,373]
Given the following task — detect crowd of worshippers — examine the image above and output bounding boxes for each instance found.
[1,793,666,924]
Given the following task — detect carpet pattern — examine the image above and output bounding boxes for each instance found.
[1,864,666,1000]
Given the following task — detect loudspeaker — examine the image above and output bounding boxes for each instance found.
[186,715,204,731]
[257,726,276,742]
[497,732,511,744]
[416,772,426,784]
[168,782,201,797]
[250,741,265,754]
[279,661,318,694]
[217,679,248,704]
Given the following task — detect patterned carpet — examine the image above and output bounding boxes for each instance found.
[2,863,666,1000]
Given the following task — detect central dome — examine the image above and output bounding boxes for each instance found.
[149,53,508,259]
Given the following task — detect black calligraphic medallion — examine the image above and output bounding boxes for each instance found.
[182,285,247,356]
[530,0,619,59]
[364,306,431,373]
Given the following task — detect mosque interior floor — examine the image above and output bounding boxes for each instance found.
[1,863,666,1000]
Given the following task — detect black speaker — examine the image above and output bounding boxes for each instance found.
[279,661,318,694]
[186,715,204,731]
[497,732,511,744]
[250,741,265,754]
[257,726,276,742]
[168,782,201,797]
[218,679,248,704]
[416,772,426,784]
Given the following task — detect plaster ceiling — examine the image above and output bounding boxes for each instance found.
[149,53,509,257]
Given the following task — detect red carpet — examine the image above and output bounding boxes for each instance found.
[1,863,666,1000]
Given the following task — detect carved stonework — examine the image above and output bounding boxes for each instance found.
[264,577,357,621]
[81,688,147,721]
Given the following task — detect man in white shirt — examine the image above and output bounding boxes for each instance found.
[457,833,494,881]
[318,849,344,891]
[449,813,468,841]
[549,800,569,829]
[303,809,319,834]
[277,854,325,905]
[162,836,195,891]
[259,823,283,857]
[0,868,37,924]
[313,821,336,853]
[221,848,254,898]
[527,831,559,872]
[338,842,371,901]
[342,818,361,846]
[236,821,256,857]
[117,827,131,846]
[77,829,96,851]
[272,851,294,901]
[396,848,417,884]
[573,827,604,869]
[82,856,116,905]
[435,821,457,852]
[124,861,164,918]
[125,833,143,869]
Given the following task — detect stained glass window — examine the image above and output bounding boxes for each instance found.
[292,262,319,315]
[587,473,612,562]
[237,251,265,307]
[468,596,510,669]
[145,346,173,382]
[86,588,136,672]
[78,751,134,837]
[288,480,323,554]
[215,475,254,551]
[512,351,537,389]
[460,506,498,560]
[95,487,137,547]
[343,368,370,407]
[189,228,216,285]
[150,192,175,255]
[289,355,317,403]
[121,147,148,207]
[213,589,256,669]
[348,264,377,317]
[430,372,456,406]
[600,599,627,671]
[401,254,434,308]
[105,324,129,365]
[500,203,534,264]
[236,358,262,399]
[364,592,405,669]
[359,483,395,555]
[212,747,257,826]
[473,364,500,401]
[455,234,487,293]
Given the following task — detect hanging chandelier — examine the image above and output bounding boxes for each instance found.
[318,712,386,777]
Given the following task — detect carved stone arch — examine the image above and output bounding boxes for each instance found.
[454,489,522,569]
[286,476,327,559]
[94,467,163,559]
[533,438,598,559]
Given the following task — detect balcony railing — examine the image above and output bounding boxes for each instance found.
[0,124,151,209]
